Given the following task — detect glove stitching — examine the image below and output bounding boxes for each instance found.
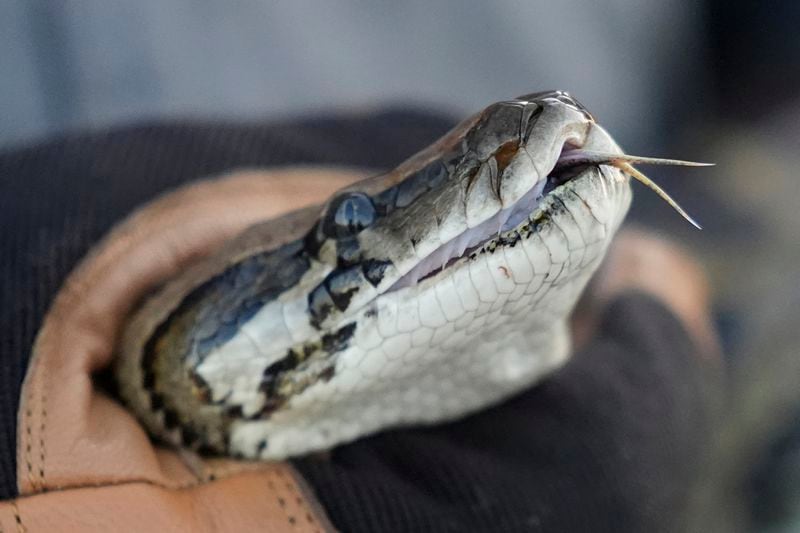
[12,501,24,533]
[264,475,296,528]
[21,335,47,494]
[23,407,34,491]
[276,468,322,533]
[37,389,46,491]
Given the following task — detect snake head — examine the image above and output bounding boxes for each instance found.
[118,91,641,459]
[302,91,629,330]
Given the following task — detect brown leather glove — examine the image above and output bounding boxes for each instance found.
[0,169,364,532]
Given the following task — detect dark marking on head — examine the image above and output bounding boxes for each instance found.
[308,284,335,329]
[259,397,285,415]
[321,322,356,353]
[257,322,357,416]
[532,211,552,229]
[498,230,521,248]
[521,104,544,144]
[180,425,201,446]
[304,226,325,258]
[494,140,520,175]
[518,221,533,239]
[302,344,315,359]
[258,350,304,402]
[197,443,219,456]
[549,197,569,218]
[149,392,164,411]
[163,408,180,430]
[463,164,482,198]
[256,439,268,454]
[143,365,156,390]
[320,366,335,382]
[324,267,363,311]
[189,372,211,403]
[362,259,392,287]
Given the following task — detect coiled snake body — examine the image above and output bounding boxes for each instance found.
[117,91,638,459]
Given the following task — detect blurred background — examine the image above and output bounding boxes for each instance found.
[1,1,798,531]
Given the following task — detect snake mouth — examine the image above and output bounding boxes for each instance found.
[390,144,601,291]
[388,142,707,292]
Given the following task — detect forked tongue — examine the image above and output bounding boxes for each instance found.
[555,150,713,230]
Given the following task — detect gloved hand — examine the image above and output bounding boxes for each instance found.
[0,116,719,532]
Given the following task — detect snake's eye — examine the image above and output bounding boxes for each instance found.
[323,192,377,238]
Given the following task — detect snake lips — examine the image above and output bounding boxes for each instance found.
[116,91,708,459]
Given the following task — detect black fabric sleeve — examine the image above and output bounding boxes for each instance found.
[294,293,711,533]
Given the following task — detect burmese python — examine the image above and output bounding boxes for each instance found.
[116,91,704,459]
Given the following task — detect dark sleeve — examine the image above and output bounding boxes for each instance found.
[294,292,712,533]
